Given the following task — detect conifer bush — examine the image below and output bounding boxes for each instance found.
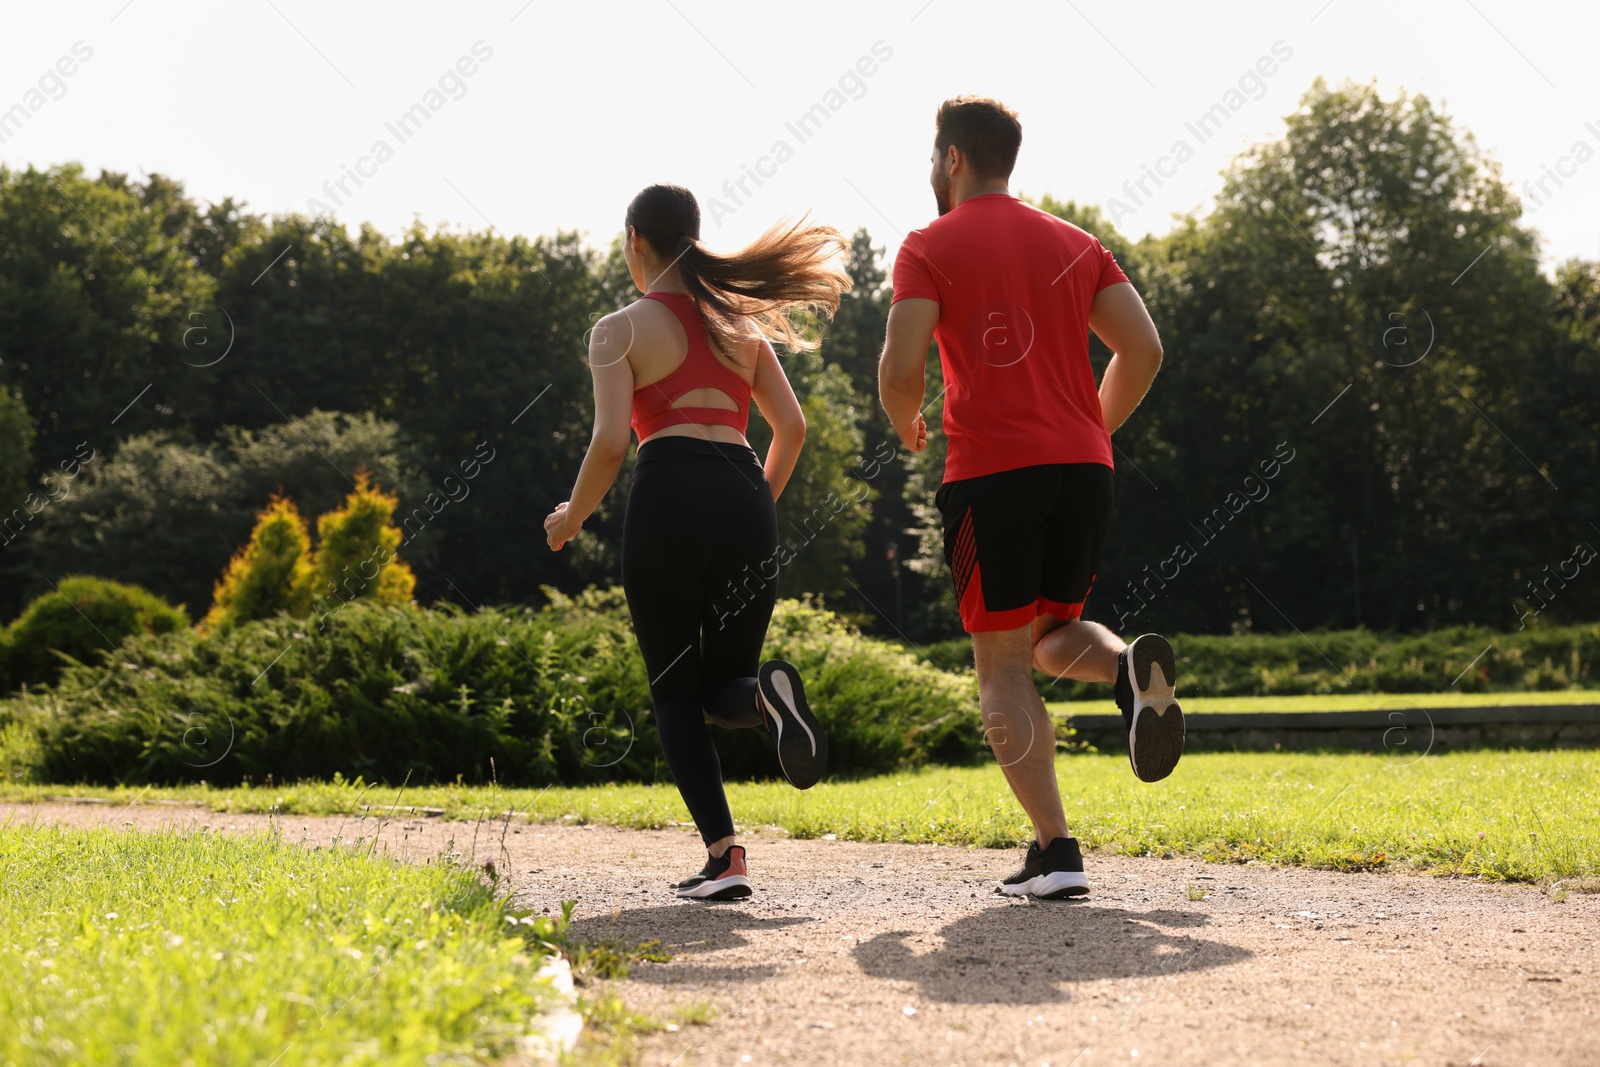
[303,470,416,625]
[201,473,416,632]
[201,495,313,632]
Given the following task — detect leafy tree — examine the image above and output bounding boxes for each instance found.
[816,228,937,636]
[1515,258,1600,624]
[0,164,218,462]
[771,357,874,606]
[202,495,313,632]
[0,387,35,617]
[201,218,608,606]
[3,120,1593,640]
[822,228,891,399]
[1104,78,1561,634]
[25,411,423,615]
[0,387,31,509]
[902,351,957,639]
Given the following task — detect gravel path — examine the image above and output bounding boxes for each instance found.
[5,799,1595,1066]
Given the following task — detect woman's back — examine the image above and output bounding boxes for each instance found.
[625,292,754,445]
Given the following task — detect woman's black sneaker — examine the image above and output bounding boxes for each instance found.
[996,837,1089,899]
[673,845,752,900]
[1116,634,1185,783]
[757,660,827,789]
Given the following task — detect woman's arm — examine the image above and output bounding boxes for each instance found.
[545,310,636,550]
[749,336,806,500]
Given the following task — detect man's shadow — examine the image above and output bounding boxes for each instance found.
[853,904,1250,1004]
[568,904,816,986]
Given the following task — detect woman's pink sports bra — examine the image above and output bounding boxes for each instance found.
[629,291,752,440]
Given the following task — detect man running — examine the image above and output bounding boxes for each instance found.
[878,96,1183,900]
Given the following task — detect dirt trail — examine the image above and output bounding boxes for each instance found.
[4,800,1595,1066]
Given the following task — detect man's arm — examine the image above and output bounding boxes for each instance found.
[878,297,940,452]
[1089,281,1164,434]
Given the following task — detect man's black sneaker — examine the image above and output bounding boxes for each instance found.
[673,845,752,900]
[1115,651,1135,730]
[757,660,827,789]
[997,837,1089,899]
[1118,634,1184,783]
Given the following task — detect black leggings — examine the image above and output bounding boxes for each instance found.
[622,436,779,845]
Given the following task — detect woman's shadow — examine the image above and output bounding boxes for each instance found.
[569,903,817,985]
[853,904,1250,1004]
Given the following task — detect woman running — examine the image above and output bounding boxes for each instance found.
[544,183,850,900]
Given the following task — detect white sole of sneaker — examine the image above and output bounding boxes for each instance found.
[758,662,827,788]
[1031,870,1090,899]
[761,670,816,755]
[1127,635,1185,783]
[995,871,1090,898]
[674,874,751,900]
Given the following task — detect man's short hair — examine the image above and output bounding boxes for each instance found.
[934,96,1022,180]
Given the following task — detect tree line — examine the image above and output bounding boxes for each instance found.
[2,78,1596,639]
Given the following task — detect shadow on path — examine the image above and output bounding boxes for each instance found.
[853,903,1251,1004]
[569,903,815,984]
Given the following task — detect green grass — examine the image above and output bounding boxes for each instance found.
[0,822,567,1065]
[7,750,1599,884]
[1048,689,1600,716]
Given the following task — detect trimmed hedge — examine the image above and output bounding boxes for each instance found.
[2,576,189,693]
[9,587,981,787]
[918,623,1600,699]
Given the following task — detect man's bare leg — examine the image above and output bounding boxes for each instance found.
[972,626,1069,847]
[1031,615,1123,684]
[1036,615,1187,783]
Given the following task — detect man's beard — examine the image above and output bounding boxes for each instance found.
[934,180,952,217]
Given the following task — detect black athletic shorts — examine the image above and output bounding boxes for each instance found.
[934,462,1113,633]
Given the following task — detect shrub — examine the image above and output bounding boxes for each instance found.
[22,587,982,786]
[25,411,427,616]
[304,470,416,624]
[0,718,41,783]
[2,576,189,692]
[201,494,313,632]
[1163,624,1600,696]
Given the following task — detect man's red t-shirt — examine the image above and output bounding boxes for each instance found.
[891,194,1128,482]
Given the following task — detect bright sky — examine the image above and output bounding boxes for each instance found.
[4,1,1597,272]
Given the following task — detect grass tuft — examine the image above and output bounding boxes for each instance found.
[525,899,671,983]
[0,823,566,1065]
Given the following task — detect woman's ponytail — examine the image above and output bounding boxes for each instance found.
[625,184,851,356]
